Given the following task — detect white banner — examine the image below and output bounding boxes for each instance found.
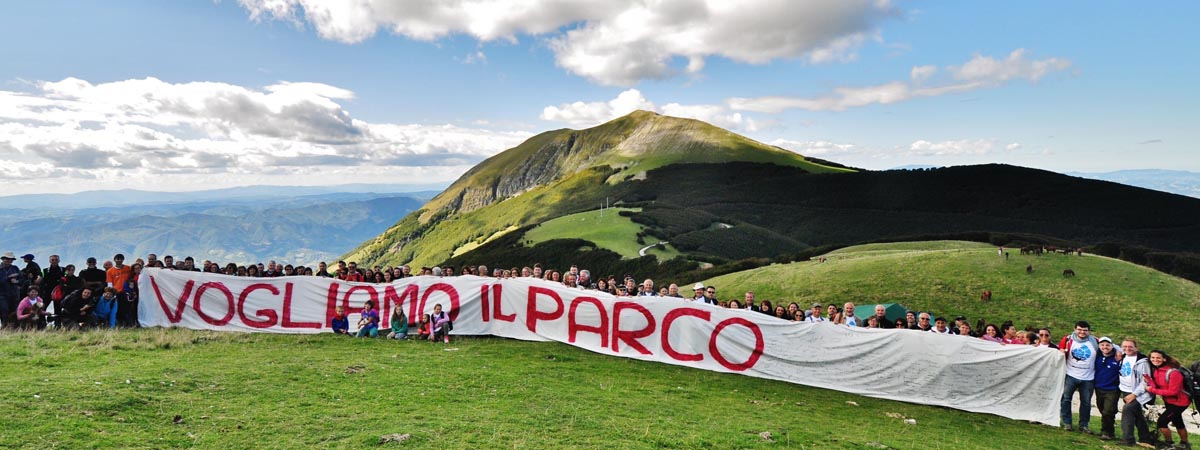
[138,268,1064,425]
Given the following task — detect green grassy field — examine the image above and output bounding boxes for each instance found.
[525,208,683,260]
[704,241,1200,361]
[0,329,1120,449]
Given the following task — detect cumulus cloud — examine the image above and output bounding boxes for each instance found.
[903,139,1027,157]
[237,0,896,85]
[729,49,1072,112]
[769,139,860,156]
[540,88,759,131]
[0,77,531,194]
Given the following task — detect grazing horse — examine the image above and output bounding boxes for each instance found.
[1063,269,1075,277]
[1026,264,1033,274]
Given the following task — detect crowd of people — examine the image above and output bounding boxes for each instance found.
[0,251,1193,448]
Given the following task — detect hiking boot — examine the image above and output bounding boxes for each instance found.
[1063,424,1074,432]
[1101,433,1115,441]
[1157,441,1176,450]
[1173,442,1191,450]
[1080,427,1094,435]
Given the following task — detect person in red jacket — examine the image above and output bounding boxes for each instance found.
[1144,350,1190,450]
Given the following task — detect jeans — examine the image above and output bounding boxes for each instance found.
[1062,375,1095,428]
[1096,388,1120,436]
[1120,391,1152,444]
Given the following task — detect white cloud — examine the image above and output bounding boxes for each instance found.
[729,49,1072,112]
[540,89,654,127]
[767,137,1027,161]
[540,89,759,131]
[769,139,859,156]
[237,0,896,86]
[903,139,996,156]
[0,77,531,194]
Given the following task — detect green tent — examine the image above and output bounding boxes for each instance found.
[853,303,908,323]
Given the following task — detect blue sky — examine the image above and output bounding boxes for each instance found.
[0,1,1196,194]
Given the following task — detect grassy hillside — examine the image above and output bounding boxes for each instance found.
[703,241,1200,360]
[525,208,682,260]
[344,111,849,268]
[346,167,616,268]
[620,163,1200,256]
[0,329,1121,449]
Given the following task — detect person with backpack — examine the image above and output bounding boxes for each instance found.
[1144,350,1191,450]
[1118,339,1156,447]
[1059,320,1100,433]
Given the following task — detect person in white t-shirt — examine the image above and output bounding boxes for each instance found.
[804,303,825,323]
[930,316,952,334]
[1058,320,1099,433]
[1117,338,1154,447]
[840,302,857,326]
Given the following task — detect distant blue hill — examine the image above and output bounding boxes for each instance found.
[0,183,447,210]
[1066,169,1200,199]
[0,191,430,267]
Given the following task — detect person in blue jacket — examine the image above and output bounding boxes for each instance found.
[90,287,119,329]
[1093,336,1122,440]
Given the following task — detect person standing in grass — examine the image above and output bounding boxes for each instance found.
[356,300,379,338]
[1058,321,1099,434]
[1036,328,1058,349]
[1093,337,1122,440]
[1000,322,1020,344]
[387,307,408,340]
[1144,350,1190,450]
[1117,339,1155,447]
[980,324,1003,343]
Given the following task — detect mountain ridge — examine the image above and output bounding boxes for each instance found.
[344,113,1200,278]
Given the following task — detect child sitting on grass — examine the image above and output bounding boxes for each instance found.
[356,300,379,338]
[430,303,452,343]
[331,306,349,335]
[387,307,408,340]
[416,314,432,340]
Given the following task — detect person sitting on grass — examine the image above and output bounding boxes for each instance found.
[90,287,119,329]
[387,307,408,340]
[15,287,48,330]
[331,306,349,335]
[1144,350,1191,450]
[57,287,93,330]
[356,300,379,338]
[416,314,432,340]
[430,303,452,343]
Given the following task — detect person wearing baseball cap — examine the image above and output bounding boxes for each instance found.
[0,252,21,327]
[1094,336,1123,440]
